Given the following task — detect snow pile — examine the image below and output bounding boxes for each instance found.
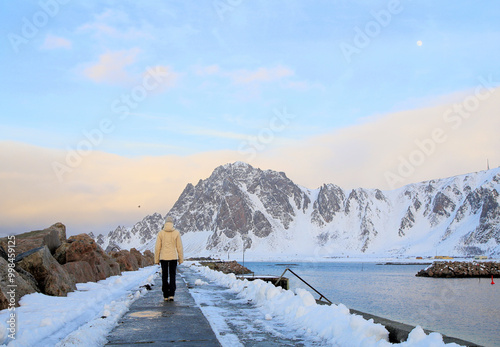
[192,264,462,347]
[0,266,158,347]
[194,279,208,286]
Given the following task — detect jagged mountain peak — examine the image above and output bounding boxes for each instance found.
[95,212,165,252]
[95,164,500,259]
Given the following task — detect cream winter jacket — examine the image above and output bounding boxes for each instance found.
[154,220,184,264]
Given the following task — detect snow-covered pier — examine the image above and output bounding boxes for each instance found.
[106,264,481,346]
[105,268,219,346]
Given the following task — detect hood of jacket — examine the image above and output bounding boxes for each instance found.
[162,221,175,232]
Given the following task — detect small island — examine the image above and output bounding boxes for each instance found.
[416,261,500,278]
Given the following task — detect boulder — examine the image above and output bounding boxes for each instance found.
[0,291,7,311]
[14,265,40,293]
[130,248,146,268]
[0,223,67,255]
[54,242,71,264]
[62,261,97,284]
[62,234,121,281]
[111,250,139,272]
[0,245,7,260]
[15,246,76,296]
[0,257,39,310]
[43,228,62,254]
[143,250,155,266]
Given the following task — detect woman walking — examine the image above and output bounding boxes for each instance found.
[154,216,184,301]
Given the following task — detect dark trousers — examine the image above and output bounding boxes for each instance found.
[160,260,177,298]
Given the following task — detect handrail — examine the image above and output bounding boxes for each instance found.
[277,268,332,305]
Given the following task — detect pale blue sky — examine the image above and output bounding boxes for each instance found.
[2,1,499,156]
[2,1,500,236]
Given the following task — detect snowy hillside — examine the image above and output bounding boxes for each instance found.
[95,162,500,259]
[94,213,165,252]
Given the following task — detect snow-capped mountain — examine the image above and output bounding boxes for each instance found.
[95,212,165,252]
[96,162,500,259]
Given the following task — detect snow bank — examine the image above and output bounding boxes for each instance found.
[0,266,159,347]
[192,264,462,347]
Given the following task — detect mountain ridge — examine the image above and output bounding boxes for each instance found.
[94,162,500,259]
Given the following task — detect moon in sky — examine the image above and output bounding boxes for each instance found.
[417,40,423,46]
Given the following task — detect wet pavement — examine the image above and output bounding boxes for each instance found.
[105,267,220,346]
[106,265,325,346]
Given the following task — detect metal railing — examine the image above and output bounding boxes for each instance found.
[276,268,332,305]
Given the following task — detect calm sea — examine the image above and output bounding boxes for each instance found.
[244,262,499,347]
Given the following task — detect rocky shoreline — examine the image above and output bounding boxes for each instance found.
[416,261,500,278]
[0,223,155,310]
[197,259,252,275]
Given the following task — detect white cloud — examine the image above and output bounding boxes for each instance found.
[83,48,141,85]
[41,34,72,50]
[82,50,180,89]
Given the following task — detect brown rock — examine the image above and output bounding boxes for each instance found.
[130,248,146,268]
[15,246,76,296]
[14,265,40,292]
[0,245,8,260]
[0,291,7,311]
[143,250,154,266]
[0,257,39,310]
[43,229,62,254]
[54,242,71,264]
[64,234,121,280]
[0,223,67,255]
[201,260,252,275]
[111,250,139,272]
[63,261,97,284]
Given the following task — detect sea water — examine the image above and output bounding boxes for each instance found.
[244,262,499,347]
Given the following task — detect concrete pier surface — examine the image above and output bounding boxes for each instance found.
[106,264,480,346]
[105,268,220,346]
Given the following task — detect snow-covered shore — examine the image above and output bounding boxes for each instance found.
[0,266,158,347]
[0,262,466,346]
[188,262,463,347]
